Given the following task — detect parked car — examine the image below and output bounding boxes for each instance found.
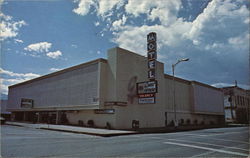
[0,117,5,125]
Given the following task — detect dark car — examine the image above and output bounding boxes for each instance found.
[0,117,5,125]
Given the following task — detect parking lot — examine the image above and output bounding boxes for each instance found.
[1,125,249,157]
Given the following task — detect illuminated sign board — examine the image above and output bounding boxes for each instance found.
[94,109,115,114]
[138,93,154,98]
[137,80,158,94]
[138,97,155,104]
[21,98,34,108]
[104,101,127,106]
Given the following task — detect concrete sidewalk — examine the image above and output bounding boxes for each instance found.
[5,121,137,137]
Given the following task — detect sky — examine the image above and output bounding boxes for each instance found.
[0,0,249,99]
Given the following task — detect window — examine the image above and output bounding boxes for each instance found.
[237,96,240,105]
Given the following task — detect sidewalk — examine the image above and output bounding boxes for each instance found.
[5,121,137,137]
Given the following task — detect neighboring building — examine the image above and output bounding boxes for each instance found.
[7,47,225,129]
[1,100,11,120]
[222,86,250,124]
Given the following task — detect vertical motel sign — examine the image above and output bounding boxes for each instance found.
[147,32,157,80]
[136,32,158,104]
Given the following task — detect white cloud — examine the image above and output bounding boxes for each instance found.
[205,42,225,51]
[0,68,40,79]
[73,0,124,18]
[24,42,64,59]
[125,0,181,26]
[0,0,26,41]
[97,50,101,54]
[46,50,62,59]
[228,32,249,50]
[49,68,62,72]
[111,15,127,31]
[0,17,26,41]
[94,21,100,26]
[73,0,95,16]
[14,39,23,43]
[24,42,52,52]
[97,0,124,17]
[112,0,249,55]
[71,44,78,48]
[112,18,192,56]
[0,68,40,95]
[184,0,249,43]
[0,12,12,21]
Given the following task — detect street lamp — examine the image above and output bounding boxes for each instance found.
[172,58,189,127]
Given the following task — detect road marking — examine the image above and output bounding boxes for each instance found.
[167,139,249,152]
[191,150,215,157]
[181,134,249,144]
[182,131,249,137]
[163,142,248,157]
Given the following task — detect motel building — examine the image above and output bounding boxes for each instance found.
[7,33,225,130]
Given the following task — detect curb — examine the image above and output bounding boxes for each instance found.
[5,122,138,137]
[5,123,23,127]
[39,127,138,137]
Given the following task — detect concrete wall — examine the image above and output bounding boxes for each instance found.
[66,110,115,128]
[164,75,192,125]
[191,83,224,114]
[164,76,224,126]
[8,61,100,110]
[104,47,166,129]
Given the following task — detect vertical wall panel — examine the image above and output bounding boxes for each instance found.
[8,63,99,109]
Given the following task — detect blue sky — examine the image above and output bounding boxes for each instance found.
[0,0,249,99]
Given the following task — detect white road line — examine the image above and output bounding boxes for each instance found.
[130,133,249,145]
[191,150,216,157]
[182,131,249,137]
[181,134,249,144]
[163,142,248,157]
[167,139,249,152]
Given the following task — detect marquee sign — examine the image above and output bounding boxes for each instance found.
[137,80,158,94]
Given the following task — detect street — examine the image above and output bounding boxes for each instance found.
[1,125,249,157]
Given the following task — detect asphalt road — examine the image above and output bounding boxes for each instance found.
[1,125,249,157]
